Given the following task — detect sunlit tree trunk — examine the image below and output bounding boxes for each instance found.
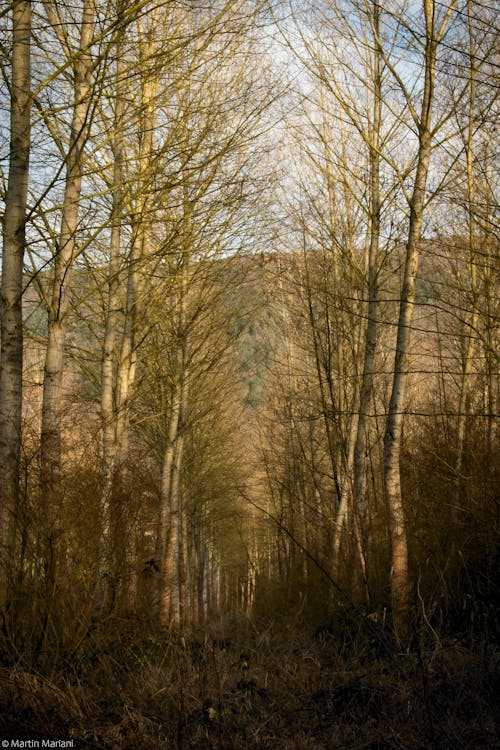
[113,111,153,467]
[156,320,190,624]
[319,129,358,581]
[155,379,182,619]
[452,0,479,520]
[105,15,157,611]
[0,0,31,606]
[383,0,449,642]
[166,430,186,626]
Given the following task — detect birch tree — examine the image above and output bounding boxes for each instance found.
[0,0,31,606]
[382,0,457,641]
[97,6,160,604]
[38,0,97,588]
[98,3,126,585]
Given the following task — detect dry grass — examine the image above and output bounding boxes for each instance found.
[0,616,498,749]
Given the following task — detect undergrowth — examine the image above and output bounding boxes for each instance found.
[0,615,498,749]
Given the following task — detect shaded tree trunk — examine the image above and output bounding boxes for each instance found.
[352,0,382,569]
[0,0,31,606]
[40,0,95,587]
[98,31,126,596]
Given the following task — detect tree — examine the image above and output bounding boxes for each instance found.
[382,0,457,641]
[39,0,98,590]
[97,0,126,589]
[271,0,408,605]
[0,0,31,606]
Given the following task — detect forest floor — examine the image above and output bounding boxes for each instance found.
[0,615,498,749]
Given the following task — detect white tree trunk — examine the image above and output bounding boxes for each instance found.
[0,0,31,604]
[112,18,155,470]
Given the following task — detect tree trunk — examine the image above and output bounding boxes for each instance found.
[353,0,382,556]
[98,45,126,590]
[383,0,438,643]
[157,368,189,626]
[453,0,479,523]
[0,0,31,606]
[40,0,95,586]
[113,15,155,470]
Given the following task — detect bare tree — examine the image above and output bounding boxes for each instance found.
[0,0,31,606]
[382,0,457,641]
[39,0,97,589]
[272,0,406,603]
[97,7,126,588]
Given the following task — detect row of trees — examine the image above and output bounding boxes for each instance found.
[0,0,279,645]
[1,0,498,649]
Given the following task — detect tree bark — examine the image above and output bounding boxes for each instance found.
[157,375,188,626]
[452,0,479,523]
[0,0,31,606]
[383,0,439,643]
[352,0,382,558]
[40,0,95,582]
[113,14,155,470]
[97,35,126,605]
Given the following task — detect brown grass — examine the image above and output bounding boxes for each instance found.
[0,616,498,749]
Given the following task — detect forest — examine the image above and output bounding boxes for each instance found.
[0,0,498,747]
